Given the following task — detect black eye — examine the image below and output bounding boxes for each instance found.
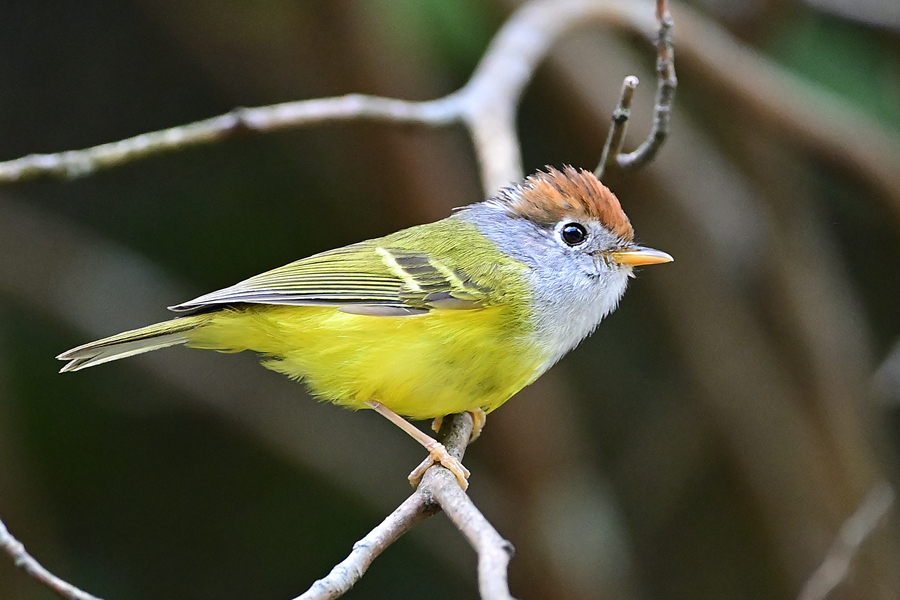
[561,222,588,246]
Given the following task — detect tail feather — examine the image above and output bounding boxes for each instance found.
[57,316,208,372]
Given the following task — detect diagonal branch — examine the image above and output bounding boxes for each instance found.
[0,413,517,600]
[293,493,437,600]
[0,96,461,183]
[797,482,895,600]
[0,517,104,600]
[421,414,517,600]
[424,470,517,600]
[294,412,518,600]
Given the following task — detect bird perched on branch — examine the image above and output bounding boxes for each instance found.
[58,166,672,489]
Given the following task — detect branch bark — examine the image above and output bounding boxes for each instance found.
[295,412,518,600]
[0,518,104,600]
[0,0,673,196]
[595,75,638,180]
[615,0,677,170]
[293,488,435,600]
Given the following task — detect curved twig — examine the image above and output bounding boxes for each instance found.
[615,0,677,170]
[0,0,671,195]
[595,75,639,180]
[293,493,435,600]
[0,518,104,600]
[294,412,518,600]
[797,482,895,600]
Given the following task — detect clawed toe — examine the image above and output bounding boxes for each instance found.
[407,443,470,490]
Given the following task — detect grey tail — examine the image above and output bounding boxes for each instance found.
[56,315,208,372]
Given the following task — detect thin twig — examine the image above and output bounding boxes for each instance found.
[0,96,460,183]
[293,493,437,600]
[595,75,639,180]
[422,414,518,600]
[0,517,104,600]
[293,411,515,600]
[425,471,517,600]
[0,0,673,196]
[797,481,895,600]
[616,0,677,170]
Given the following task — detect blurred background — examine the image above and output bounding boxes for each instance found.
[1,0,899,599]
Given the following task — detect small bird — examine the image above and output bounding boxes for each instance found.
[58,166,671,489]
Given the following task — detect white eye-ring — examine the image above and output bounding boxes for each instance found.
[560,222,588,246]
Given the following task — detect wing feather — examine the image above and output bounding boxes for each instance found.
[169,242,489,314]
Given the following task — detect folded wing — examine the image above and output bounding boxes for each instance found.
[169,243,488,315]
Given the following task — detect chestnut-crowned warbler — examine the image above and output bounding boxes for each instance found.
[58,166,671,488]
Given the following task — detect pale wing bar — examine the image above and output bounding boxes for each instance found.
[169,247,488,313]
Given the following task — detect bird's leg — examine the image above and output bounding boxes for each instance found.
[469,408,487,442]
[365,400,470,490]
[431,408,487,442]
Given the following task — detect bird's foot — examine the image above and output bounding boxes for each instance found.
[365,400,470,490]
[408,439,470,490]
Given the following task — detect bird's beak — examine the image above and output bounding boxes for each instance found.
[609,245,673,266]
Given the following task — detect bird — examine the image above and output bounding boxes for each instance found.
[57,166,672,489]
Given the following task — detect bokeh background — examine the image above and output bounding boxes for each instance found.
[1,1,899,599]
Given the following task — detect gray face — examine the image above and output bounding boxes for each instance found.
[457,201,633,371]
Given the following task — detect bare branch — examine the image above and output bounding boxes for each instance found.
[616,0,677,170]
[293,494,437,600]
[293,411,518,600]
[0,95,461,183]
[422,414,518,600]
[595,75,639,180]
[0,517,104,600]
[425,470,517,600]
[294,413,519,600]
[797,481,895,600]
[0,412,510,600]
[0,0,671,196]
[6,0,894,221]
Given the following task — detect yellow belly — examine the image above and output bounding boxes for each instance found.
[186,305,545,420]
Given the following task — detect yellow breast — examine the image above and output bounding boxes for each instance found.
[186,304,546,420]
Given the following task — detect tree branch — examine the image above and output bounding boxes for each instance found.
[293,493,436,600]
[422,414,517,600]
[0,517,104,600]
[0,0,672,195]
[615,0,677,170]
[797,482,895,600]
[295,412,518,600]
[595,75,639,180]
[0,96,461,183]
